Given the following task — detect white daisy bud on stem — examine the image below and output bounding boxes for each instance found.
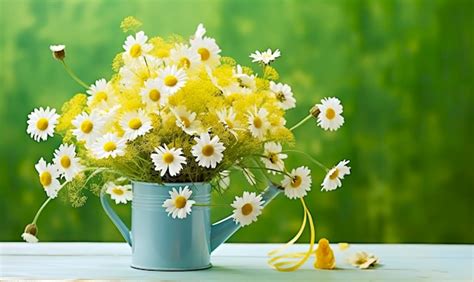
[310,105,321,118]
[49,44,89,88]
[21,223,39,243]
[49,45,66,60]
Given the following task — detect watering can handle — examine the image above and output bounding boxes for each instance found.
[100,187,132,246]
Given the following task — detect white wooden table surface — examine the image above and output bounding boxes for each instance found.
[0,243,472,281]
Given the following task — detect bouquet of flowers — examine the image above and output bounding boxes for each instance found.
[22,17,351,271]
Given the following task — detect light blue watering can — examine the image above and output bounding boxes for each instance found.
[100,181,281,271]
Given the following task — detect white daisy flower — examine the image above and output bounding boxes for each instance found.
[86,79,116,110]
[49,44,65,60]
[140,78,168,111]
[151,144,187,177]
[281,166,312,199]
[170,44,200,71]
[231,191,265,227]
[119,109,153,141]
[90,133,127,159]
[71,110,106,145]
[233,65,257,94]
[216,107,241,137]
[53,144,84,181]
[316,97,345,131]
[157,65,188,95]
[193,23,206,40]
[191,132,225,168]
[261,142,288,174]
[122,31,153,59]
[247,107,270,139]
[321,160,351,191]
[105,182,133,204]
[27,107,60,142]
[250,48,281,64]
[348,251,379,269]
[270,81,296,110]
[172,106,203,135]
[35,158,61,198]
[162,186,196,219]
[190,35,221,68]
[120,56,161,90]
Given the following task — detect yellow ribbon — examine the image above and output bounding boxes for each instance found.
[267,198,316,271]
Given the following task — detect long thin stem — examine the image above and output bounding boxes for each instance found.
[194,203,230,208]
[61,60,88,89]
[244,166,292,178]
[31,167,128,225]
[143,56,151,76]
[282,149,329,171]
[32,197,52,224]
[289,114,313,131]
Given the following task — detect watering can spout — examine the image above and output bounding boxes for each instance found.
[210,182,282,252]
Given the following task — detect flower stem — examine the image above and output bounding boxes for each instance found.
[244,166,292,178]
[61,60,89,89]
[289,114,313,131]
[282,149,329,171]
[32,197,52,224]
[194,203,229,207]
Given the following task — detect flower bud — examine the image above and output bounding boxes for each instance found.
[309,105,320,118]
[49,44,66,60]
[24,223,37,235]
[21,223,39,243]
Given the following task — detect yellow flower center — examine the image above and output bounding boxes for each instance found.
[179,57,191,69]
[164,75,178,87]
[112,187,124,195]
[179,116,191,128]
[162,152,174,164]
[95,91,108,102]
[148,89,161,102]
[103,141,117,152]
[276,92,286,102]
[269,153,279,164]
[81,120,93,133]
[291,175,302,188]
[40,172,52,187]
[253,117,263,129]
[60,156,71,168]
[156,48,169,58]
[201,144,214,157]
[329,169,339,180]
[36,118,49,131]
[128,118,142,130]
[325,108,336,120]
[174,195,187,209]
[241,203,253,216]
[197,47,210,61]
[130,44,142,58]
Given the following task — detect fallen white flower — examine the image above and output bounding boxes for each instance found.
[348,251,379,269]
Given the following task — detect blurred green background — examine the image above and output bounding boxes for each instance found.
[0,0,472,244]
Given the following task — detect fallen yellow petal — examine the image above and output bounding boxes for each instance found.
[338,242,350,251]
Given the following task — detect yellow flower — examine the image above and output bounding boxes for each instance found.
[56,94,87,134]
[120,16,142,33]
